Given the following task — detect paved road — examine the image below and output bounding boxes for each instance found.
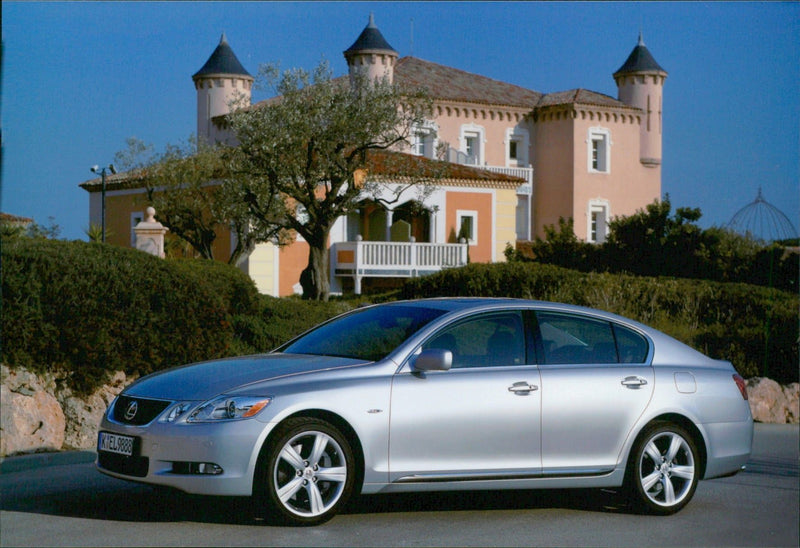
[1,424,797,547]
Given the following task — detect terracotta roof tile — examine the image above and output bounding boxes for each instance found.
[394,57,543,109]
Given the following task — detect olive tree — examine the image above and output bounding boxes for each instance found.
[115,137,288,265]
[226,61,434,300]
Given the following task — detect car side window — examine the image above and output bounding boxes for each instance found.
[422,312,525,368]
[536,312,618,365]
[613,324,649,363]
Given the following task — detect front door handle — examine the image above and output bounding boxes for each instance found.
[508,381,538,394]
[621,376,648,388]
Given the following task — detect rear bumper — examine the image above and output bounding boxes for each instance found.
[702,419,754,480]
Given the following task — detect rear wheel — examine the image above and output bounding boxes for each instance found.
[627,421,699,515]
[257,417,354,526]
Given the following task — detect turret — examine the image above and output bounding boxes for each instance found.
[193,33,254,143]
[614,33,667,167]
[343,14,398,87]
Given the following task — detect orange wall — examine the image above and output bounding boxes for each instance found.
[445,190,493,264]
[278,239,310,297]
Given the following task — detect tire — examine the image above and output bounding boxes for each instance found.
[256,417,355,526]
[626,421,699,515]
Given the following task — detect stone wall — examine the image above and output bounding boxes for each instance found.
[1,364,133,457]
[746,377,799,424]
[0,364,798,457]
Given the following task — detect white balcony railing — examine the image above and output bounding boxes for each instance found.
[332,239,468,294]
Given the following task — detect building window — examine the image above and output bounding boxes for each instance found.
[465,133,479,164]
[411,122,438,159]
[505,128,530,167]
[587,128,611,173]
[456,210,478,245]
[460,124,485,166]
[587,201,610,244]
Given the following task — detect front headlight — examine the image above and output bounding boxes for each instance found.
[160,401,195,423]
[186,396,271,422]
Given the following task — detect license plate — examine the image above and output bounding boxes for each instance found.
[98,432,135,457]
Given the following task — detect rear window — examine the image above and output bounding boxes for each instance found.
[536,312,649,365]
[279,305,446,362]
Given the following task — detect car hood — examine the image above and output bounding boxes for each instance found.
[122,353,369,400]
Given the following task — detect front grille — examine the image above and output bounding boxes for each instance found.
[98,451,149,478]
[113,395,171,425]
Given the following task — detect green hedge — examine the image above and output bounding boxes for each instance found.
[230,296,355,355]
[4,239,796,393]
[1,238,259,394]
[401,262,799,384]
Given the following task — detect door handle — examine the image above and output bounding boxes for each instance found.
[508,381,538,394]
[621,376,648,388]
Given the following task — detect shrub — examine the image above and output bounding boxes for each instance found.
[1,239,254,393]
[401,262,799,384]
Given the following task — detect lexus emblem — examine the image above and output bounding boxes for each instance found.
[124,401,139,421]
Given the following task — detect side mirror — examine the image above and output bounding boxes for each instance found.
[413,349,452,372]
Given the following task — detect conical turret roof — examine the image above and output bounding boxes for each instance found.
[614,33,666,76]
[193,33,252,79]
[344,14,397,56]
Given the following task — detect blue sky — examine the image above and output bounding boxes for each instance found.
[3,1,798,241]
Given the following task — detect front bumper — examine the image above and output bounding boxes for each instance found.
[96,414,276,496]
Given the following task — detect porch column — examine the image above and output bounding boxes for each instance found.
[385,209,393,241]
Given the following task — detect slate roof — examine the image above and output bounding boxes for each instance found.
[344,14,398,56]
[193,33,252,79]
[614,33,667,76]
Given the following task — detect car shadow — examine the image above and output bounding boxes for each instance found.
[345,488,629,517]
[1,463,628,526]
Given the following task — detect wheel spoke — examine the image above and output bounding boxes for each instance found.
[316,465,347,483]
[641,470,661,491]
[277,476,305,503]
[279,445,306,470]
[644,440,663,463]
[306,481,325,514]
[662,476,676,504]
[309,433,330,467]
[666,434,684,462]
[671,464,695,480]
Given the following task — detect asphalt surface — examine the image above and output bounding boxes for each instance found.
[1,423,797,547]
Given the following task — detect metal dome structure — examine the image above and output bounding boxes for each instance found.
[727,188,798,242]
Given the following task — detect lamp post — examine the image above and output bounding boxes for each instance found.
[90,164,117,243]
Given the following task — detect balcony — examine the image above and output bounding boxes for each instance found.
[332,238,468,294]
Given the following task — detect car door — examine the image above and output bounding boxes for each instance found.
[535,311,654,474]
[388,311,542,482]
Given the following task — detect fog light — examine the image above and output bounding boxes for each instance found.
[171,461,224,475]
[194,462,223,475]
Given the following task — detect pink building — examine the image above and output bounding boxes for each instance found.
[84,17,666,296]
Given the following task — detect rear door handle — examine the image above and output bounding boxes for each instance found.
[508,381,538,394]
[621,376,648,388]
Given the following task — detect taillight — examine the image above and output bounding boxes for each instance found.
[733,374,748,400]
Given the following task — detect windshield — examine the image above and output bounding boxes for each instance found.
[279,305,447,361]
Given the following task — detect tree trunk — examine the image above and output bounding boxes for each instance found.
[300,241,330,301]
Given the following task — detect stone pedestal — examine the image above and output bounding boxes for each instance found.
[134,207,168,258]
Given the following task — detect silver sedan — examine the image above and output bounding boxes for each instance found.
[97,298,753,525]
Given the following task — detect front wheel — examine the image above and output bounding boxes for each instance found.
[627,421,699,515]
[256,417,355,526]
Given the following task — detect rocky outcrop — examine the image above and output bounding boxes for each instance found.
[746,377,799,424]
[0,367,65,455]
[1,364,134,457]
[0,364,798,457]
